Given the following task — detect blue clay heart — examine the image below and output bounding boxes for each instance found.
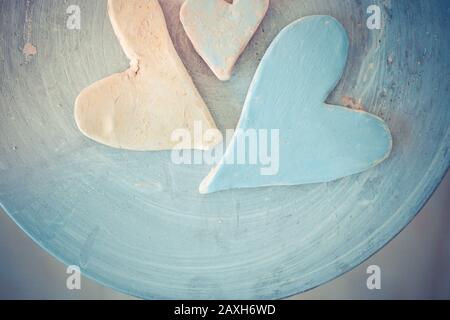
[200,15,393,194]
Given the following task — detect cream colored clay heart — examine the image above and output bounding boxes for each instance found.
[75,0,221,151]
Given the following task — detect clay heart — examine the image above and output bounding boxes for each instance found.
[75,0,221,151]
[180,0,270,81]
[200,16,393,194]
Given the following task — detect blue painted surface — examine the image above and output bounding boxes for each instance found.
[0,0,449,299]
[200,16,392,194]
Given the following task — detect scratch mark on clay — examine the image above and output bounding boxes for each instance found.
[164,164,177,199]
[236,201,240,228]
[22,0,37,59]
[79,226,100,267]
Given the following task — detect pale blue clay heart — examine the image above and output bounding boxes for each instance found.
[200,15,393,194]
[180,0,270,81]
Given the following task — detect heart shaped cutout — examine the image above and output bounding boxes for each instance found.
[180,0,270,81]
[75,0,221,151]
[200,16,393,194]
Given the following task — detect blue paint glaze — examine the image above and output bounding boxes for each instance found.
[201,16,392,194]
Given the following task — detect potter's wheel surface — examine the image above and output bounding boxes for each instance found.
[0,0,449,299]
